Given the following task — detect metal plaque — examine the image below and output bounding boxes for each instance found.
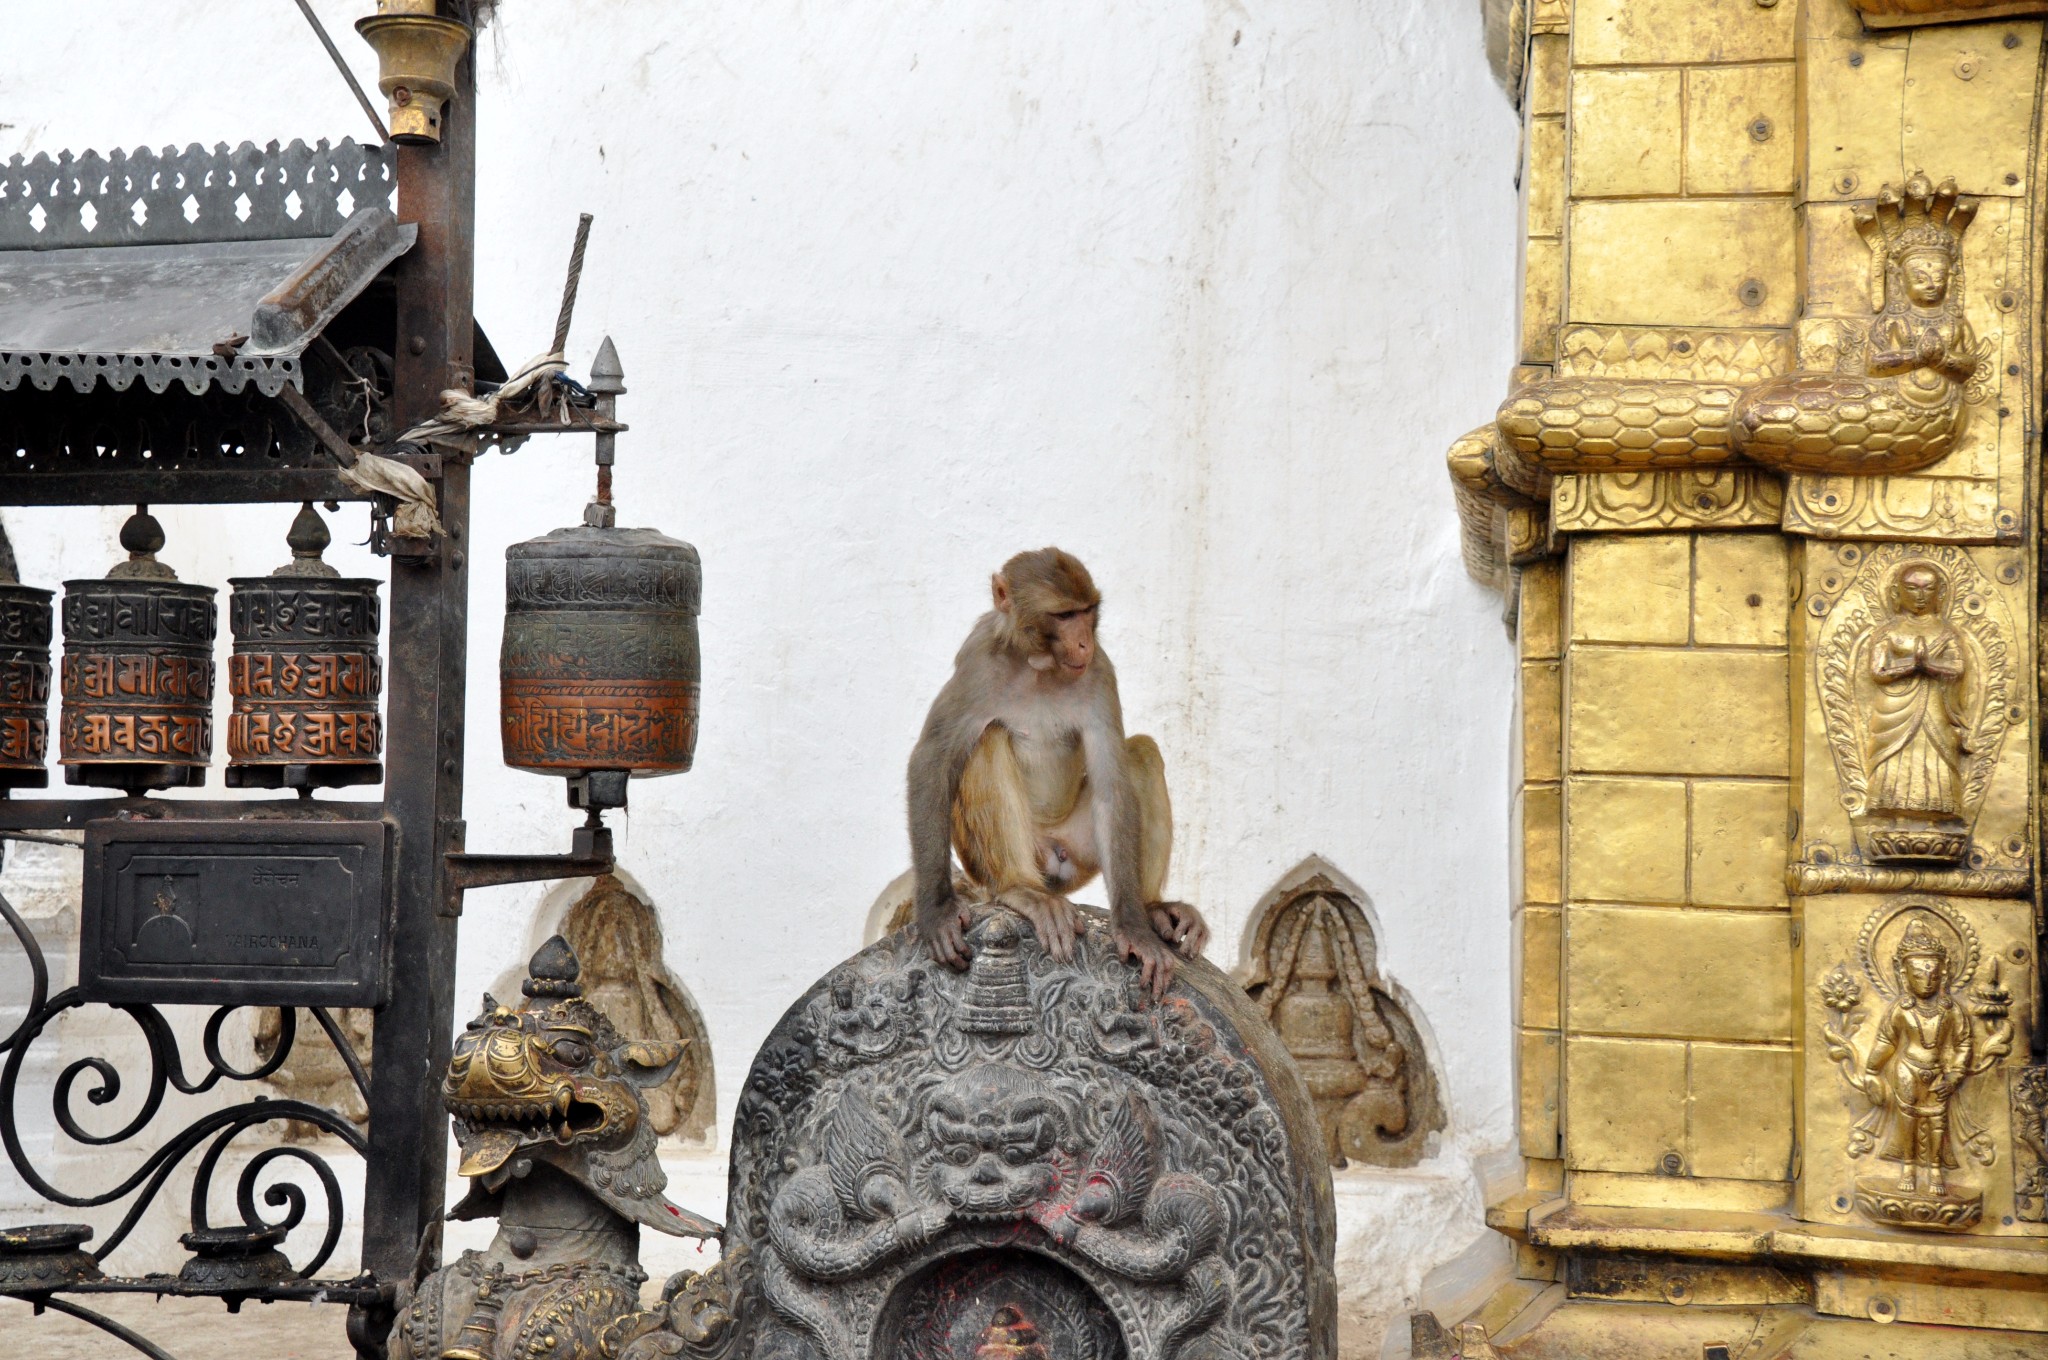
[81,818,390,1006]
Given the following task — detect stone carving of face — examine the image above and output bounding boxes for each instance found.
[924,1064,1065,1219]
[1901,248,1951,308]
[1891,565,1942,618]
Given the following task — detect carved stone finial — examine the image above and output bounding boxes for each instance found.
[523,935,584,1000]
[588,335,626,395]
[108,506,177,581]
[273,502,340,579]
[958,911,1035,1035]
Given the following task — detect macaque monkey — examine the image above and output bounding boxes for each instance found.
[907,548,1208,996]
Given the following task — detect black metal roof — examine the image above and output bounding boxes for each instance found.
[0,140,411,398]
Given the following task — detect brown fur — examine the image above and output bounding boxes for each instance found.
[907,550,1207,996]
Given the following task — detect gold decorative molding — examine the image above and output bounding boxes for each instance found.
[1853,0,2048,26]
[1551,468,1781,533]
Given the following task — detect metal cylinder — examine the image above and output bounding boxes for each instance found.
[59,580,215,791]
[226,576,383,789]
[0,585,53,790]
[500,525,700,784]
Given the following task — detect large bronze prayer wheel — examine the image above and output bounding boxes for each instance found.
[0,585,53,789]
[500,525,700,781]
[60,581,215,792]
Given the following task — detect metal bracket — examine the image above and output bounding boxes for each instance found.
[442,821,613,917]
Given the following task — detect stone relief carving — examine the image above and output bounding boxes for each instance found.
[1817,898,2014,1232]
[1240,867,1443,1169]
[718,902,1336,1360]
[1814,545,2014,867]
[253,1006,373,1137]
[558,874,715,1141]
[2014,1066,2048,1224]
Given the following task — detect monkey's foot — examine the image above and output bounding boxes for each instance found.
[1147,901,1210,958]
[1114,922,1180,1000]
[995,887,1085,962]
[918,897,976,970]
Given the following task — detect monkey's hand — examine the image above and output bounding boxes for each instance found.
[916,893,975,971]
[1113,906,1181,1000]
[995,887,1086,962]
[1147,901,1210,959]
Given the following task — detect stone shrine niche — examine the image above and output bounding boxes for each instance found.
[557,874,715,1140]
[722,903,1337,1360]
[1240,861,1444,1169]
[486,871,716,1141]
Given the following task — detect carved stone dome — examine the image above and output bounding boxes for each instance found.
[721,903,1337,1360]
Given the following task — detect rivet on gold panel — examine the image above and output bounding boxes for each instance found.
[1566,907,1795,1041]
[1567,777,1689,903]
[1564,1036,1688,1173]
[1570,69,1684,198]
[1569,535,1691,644]
[1693,533,1791,648]
[1900,21,2042,197]
[1569,201,1799,328]
[1685,64,1797,195]
[1804,38,1909,203]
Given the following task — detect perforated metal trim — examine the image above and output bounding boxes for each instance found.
[0,351,300,397]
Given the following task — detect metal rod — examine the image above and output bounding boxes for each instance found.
[551,213,595,357]
[7,1294,183,1360]
[290,0,392,144]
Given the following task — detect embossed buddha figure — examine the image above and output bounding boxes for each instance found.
[1864,919,1972,1197]
[1862,562,1970,857]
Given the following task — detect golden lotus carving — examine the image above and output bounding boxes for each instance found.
[1813,544,2014,867]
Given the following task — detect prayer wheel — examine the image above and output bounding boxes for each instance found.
[225,504,384,789]
[498,338,700,809]
[499,524,701,792]
[59,509,215,792]
[0,581,53,790]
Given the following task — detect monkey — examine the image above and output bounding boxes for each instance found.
[907,547,1208,997]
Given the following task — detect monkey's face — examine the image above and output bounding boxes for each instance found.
[1040,606,1097,680]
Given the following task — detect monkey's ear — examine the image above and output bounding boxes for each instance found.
[991,572,1012,613]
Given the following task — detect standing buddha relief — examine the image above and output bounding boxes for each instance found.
[1819,898,2014,1232]
[1815,545,2014,867]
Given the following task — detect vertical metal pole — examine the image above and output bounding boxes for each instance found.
[352,10,475,1350]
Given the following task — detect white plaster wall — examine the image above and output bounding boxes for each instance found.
[0,2,1520,1350]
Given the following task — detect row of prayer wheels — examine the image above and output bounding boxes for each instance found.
[0,489,699,799]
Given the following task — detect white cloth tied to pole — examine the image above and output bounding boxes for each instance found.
[339,352,568,539]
